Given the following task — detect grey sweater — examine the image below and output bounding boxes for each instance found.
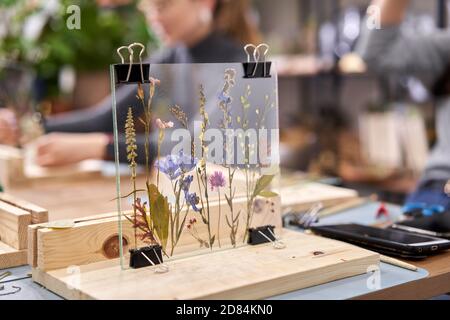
[357,22,450,183]
[45,32,245,164]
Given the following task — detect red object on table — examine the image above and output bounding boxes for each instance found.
[376,203,389,219]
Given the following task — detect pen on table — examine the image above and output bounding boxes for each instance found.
[380,254,418,272]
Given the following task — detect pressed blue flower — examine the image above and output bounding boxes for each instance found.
[154,154,183,180]
[218,91,232,104]
[178,151,198,173]
[154,152,197,180]
[185,192,200,212]
[181,175,194,193]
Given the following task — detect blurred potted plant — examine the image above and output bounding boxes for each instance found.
[0,0,156,113]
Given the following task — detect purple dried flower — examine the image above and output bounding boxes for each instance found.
[209,171,226,191]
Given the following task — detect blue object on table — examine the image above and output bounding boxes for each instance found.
[405,180,450,211]
[402,202,446,217]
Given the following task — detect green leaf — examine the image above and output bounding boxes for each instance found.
[146,183,160,202]
[258,191,279,198]
[252,175,275,198]
[150,194,170,251]
[147,183,170,251]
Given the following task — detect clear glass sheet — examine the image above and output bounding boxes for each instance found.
[110,62,280,269]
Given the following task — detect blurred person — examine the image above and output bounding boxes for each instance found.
[357,0,450,209]
[0,0,260,166]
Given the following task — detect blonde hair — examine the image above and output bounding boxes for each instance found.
[213,0,262,45]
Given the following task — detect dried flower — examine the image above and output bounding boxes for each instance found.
[209,171,226,191]
[137,83,145,100]
[169,105,188,129]
[125,107,137,168]
[155,118,174,129]
[181,175,194,193]
[154,151,198,180]
[185,192,200,212]
[186,217,198,229]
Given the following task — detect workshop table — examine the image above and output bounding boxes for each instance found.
[1,201,449,300]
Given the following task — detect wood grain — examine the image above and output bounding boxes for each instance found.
[0,240,27,269]
[0,201,30,250]
[0,193,48,224]
[32,230,379,300]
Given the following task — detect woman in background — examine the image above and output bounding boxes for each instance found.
[0,0,260,166]
[358,0,450,208]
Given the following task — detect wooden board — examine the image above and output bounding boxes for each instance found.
[0,193,48,224]
[32,230,379,300]
[0,201,30,250]
[0,192,49,268]
[32,196,282,271]
[0,145,25,189]
[0,145,102,189]
[280,182,358,212]
[0,241,27,269]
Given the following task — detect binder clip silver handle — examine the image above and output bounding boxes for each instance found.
[141,248,169,274]
[257,229,286,249]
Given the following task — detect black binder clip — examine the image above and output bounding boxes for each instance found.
[114,43,151,84]
[129,244,168,272]
[243,43,272,78]
[248,225,285,249]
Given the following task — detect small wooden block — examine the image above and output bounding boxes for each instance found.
[0,241,27,269]
[32,230,380,300]
[0,201,30,250]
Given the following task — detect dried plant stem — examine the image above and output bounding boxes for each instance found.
[224,166,240,247]
[125,107,138,248]
[217,189,222,247]
[169,178,189,256]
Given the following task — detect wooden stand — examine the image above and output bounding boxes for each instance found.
[32,230,379,300]
[0,193,48,269]
[28,195,282,271]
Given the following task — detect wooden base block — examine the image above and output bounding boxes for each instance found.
[0,201,30,249]
[31,196,282,271]
[0,241,27,269]
[0,192,48,268]
[32,230,379,300]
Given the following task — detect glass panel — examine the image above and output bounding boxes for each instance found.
[110,62,280,270]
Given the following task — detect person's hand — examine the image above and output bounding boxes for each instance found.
[0,109,19,146]
[30,132,109,167]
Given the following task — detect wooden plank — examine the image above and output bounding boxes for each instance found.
[280,182,358,213]
[0,193,48,267]
[27,212,123,267]
[0,201,30,250]
[35,196,282,271]
[0,193,48,224]
[0,146,25,189]
[0,145,102,189]
[0,241,27,269]
[32,230,379,300]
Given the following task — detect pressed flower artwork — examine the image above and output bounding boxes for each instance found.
[112,62,281,268]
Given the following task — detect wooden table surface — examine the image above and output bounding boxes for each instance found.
[357,251,450,300]
[5,172,450,300]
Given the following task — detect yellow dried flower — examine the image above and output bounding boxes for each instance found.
[125,107,137,170]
